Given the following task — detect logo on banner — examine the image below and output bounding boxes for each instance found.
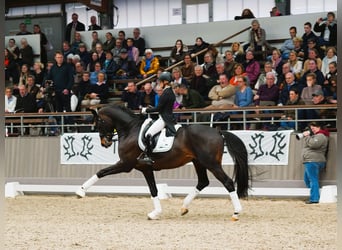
[63,135,94,160]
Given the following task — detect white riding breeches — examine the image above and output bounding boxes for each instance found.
[146,116,165,137]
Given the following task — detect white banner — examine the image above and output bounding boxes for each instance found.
[60,130,293,165]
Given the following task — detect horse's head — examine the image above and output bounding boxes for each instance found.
[93,109,114,148]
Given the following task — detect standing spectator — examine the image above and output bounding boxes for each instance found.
[247,19,271,60]
[243,50,260,89]
[270,6,282,17]
[321,47,337,77]
[280,26,297,60]
[121,82,143,110]
[189,37,209,65]
[301,121,329,204]
[234,8,255,20]
[7,38,20,61]
[118,30,127,48]
[115,48,138,80]
[141,82,156,108]
[133,28,146,57]
[88,15,102,31]
[19,38,34,68]
[47,51,74,112]
[301,22,318,61]
[33,24,48,66]
[65,13,86,44]
[126,38,140,65]
[313,11,337,47]
[5,87,17,113]
[181,54,195,82]
[139,49,159,79]
[102,32,115,52]
[16,23,32,35]
[190,65,208,100]
[170,39,188,64]
[301,73,322,105]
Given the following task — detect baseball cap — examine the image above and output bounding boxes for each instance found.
[312,89,324,97]
[120,48,127,53]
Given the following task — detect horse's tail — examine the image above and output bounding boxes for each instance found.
[221,131,250,198]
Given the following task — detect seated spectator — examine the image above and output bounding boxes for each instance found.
[206,74,236,109]
[254,72,279,106]
[170,39,188,65]
[313,11,337,47]
[62,41,73,62]
[280,26,297,60]
[15,84,38,113]
[223,50,237,78]
[233,75,254,108]
[141,82,156,107]
[181,53,195,82]
[172,67,188,86]
[5,48,20,85]
[189,37,209,65]
[81,72,108,106]
[270,6,282,17]
[32,62,45,87]
[279,72,304,105]
[77,43,91,70]
[121,82,143,110]
[94,43,106,66]
[302,48,322,73]
[74,61,84,84]
[133,28,146,57]
[118,30,128,48]
[321,47,337,77]
[190,65,208,100]
[323,61,337,98]
[126,38,140,65]
[103,51,118,80]
[115,48,138,80]
[77,71,92,102]
[301,73,322,104]
[178,83,206,109]
[279,89,305,129]
[139,49,159,79]
[202,52,217,81]
[102,32,115,52]
[18,64,31,86]
[213,62,230,84]
[325,76,337,103]
[19,38,34,68]
[112,38,123,63]
[90,31,102,52]
[7,38,20,63]
[230,42,245,63]
[300,59,325,87]
[276,62,292,90]
[71,32,83,54]
[243,50,260,89]
[229,63,247,87]
[301,22,318,61]
[255,62,277,90]
[154,83,163,107]
[247,19,271,60]
[292,37,305,61]
[5,87,17,113]
[234,8,255,20]
[288,51,303,80]
[269,48,284,76]
[90,62,105,85]
[87,52,100,72]
[171,83,183,109]
[306,38,324,60]
[26,75,40,98]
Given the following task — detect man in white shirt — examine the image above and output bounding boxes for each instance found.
[5,87,17,113]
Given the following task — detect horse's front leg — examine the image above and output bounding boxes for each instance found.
[142,169,162,220]
[76,160,133,198]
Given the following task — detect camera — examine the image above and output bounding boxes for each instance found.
[296,127,313,140]
[44,80,55,97]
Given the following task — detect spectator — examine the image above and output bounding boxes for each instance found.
[302,48,322,73]
[76,43,91,70]
[190,65,208,100]
[18,64,31,86]
[139,49,159,79]
[181,53,195,82]
[255,61,277,90]
[206,73,236,109]
[243,50,260,89]
[323,61,337,98]
[102,50,118,80]
[269,48,284,76]
[73,61,84,84]
[62,41,73,62]
[141,82,156,108]
[301,121,329,204]
[280,26,297,60]
[115,48,138,80]
[19,38,34,68]
[279,72,303,105]
[94,43,106,66]
[202,52,217,80]
[7,38,20,61]
[46,51,74,112]
[325,76,337,103]
[306,38,324,60]
[5,48,20,85]
[292,37,305,61]
[33,24,48,66]
[121,82,143,110]
[223,50,237,78]
[71,32,83,53]
[172,67,188,86]
[254,72,279,106]
[301,73,322,105]
[288,51,303,80]
[31,62,45,87]
[276,62,292,90]
[170,39,188,64]
[87,52,100,72]
[178,83,206,109]
[90,62,105,85]
[16,23,32,35]
[65,13,86,44]
[88,15,102,31]
[126,38,140,65]
[233,75,254,108]
[270,6,282,17]
[118,30,127,48]
[15,84,37,113]
[213,62,230,84]
[300,59,325,87]
[189,37,209,65]
[230,42,245,63]
[247,19,271,59]
[313,11,337,47]
[112,38,123,63]
[90,31,102,52]
[229,63,247,87]
[102,32,115,52]
[26,75,40,98]
[301,22,318,61]
[77,71,91,102]
[82,72,108,105]
[321,47,337,77]
[5,87,17,113]
[279,88,305,129]
[133,28,146,57]
[234,8,255,20]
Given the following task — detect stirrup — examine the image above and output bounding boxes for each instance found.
[137,153,154,165]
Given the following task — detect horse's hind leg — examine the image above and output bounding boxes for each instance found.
[181,160,210,216]
[209,164,242,221]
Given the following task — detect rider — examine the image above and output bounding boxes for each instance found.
[138,71,176,165]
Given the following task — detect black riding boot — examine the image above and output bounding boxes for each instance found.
[137,135,154,165]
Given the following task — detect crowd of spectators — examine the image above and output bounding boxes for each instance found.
[4,10,337,132]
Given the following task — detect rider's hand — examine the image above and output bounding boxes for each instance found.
[141,107,147,114]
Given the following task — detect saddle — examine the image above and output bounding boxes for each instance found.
[138,118,182,153]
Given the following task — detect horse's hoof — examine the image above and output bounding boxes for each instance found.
[147,210,161,220]
[181,207,189,216]
[231,213,239,221]
[75,187,85,198]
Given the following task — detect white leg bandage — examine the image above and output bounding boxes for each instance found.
[148,196,162,220]
[183,188,200,209]
[82,174,99,190]
[229,191,242,213]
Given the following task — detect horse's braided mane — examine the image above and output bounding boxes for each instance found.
[103,104,144,128]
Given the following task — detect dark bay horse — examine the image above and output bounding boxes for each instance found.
[76,105,250,220]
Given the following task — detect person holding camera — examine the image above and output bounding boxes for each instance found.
[300,121,329,204]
